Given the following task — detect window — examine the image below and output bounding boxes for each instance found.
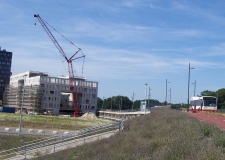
[51,78,55,83]
[93,83,97,87]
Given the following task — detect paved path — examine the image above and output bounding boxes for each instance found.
[188,112,225,130]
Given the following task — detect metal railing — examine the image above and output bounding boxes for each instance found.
[0,120,123,160]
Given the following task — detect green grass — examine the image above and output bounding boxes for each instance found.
[0,135,41,152]
[0,112,110,156]
[33,108,225,160]
[0,112,110,130]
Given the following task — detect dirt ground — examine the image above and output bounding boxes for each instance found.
[188,112,225,130]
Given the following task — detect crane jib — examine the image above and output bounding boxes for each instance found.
[34,14,84,116]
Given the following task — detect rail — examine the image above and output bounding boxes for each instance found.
[0,120,123,160]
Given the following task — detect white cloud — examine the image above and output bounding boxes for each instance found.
[202,43,225,57]
[173,58,225,69]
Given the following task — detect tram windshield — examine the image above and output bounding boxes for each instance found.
[203,97,216,107]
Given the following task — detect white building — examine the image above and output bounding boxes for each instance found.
[3,71,98,115]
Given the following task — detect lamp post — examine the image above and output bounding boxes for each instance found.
[19,74,27,135]
[191,80,196,97]
[188,63,195,112]
[165,79,170,104]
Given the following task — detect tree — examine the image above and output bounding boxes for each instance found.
[97,97,103,109]
[97,96,133,110]
[201,90,216,97]
[171,103,188,109]
[216,88,225,109]
[133,100,141,110]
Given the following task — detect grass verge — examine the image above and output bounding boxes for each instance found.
[0,112,110,131]
[34,108,225,160]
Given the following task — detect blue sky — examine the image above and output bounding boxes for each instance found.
[1,0,225,104]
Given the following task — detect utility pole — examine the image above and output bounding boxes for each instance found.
[148,87,152,107]
[132,92,135,111]
[149,87,152,100]
[19,74,27,135]
[191,80,196,97]
[188,63,195,112]
[193,80,196,97]
[165,79,170,104]
[168,88,171,104]
[145,83,148,114]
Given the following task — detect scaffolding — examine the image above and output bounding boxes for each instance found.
[3,83,44,113]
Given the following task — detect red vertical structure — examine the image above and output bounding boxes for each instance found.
[34,14,85,116]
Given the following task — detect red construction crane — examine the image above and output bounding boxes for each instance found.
[34,14,85,116]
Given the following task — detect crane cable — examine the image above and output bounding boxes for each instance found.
[39,17,85,76]
[41,17,85,56]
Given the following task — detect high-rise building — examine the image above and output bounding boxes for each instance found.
[0,47,12,103]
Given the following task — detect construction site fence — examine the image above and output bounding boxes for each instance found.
[0,120,123,160]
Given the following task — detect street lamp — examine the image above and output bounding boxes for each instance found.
[188,63,195,112]
[19,74,27,135]
[191,80,196,97]
[165,79,170,104]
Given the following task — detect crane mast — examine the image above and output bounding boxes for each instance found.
[34,14,85,116]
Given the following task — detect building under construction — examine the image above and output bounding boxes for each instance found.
[3,71,98,115]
